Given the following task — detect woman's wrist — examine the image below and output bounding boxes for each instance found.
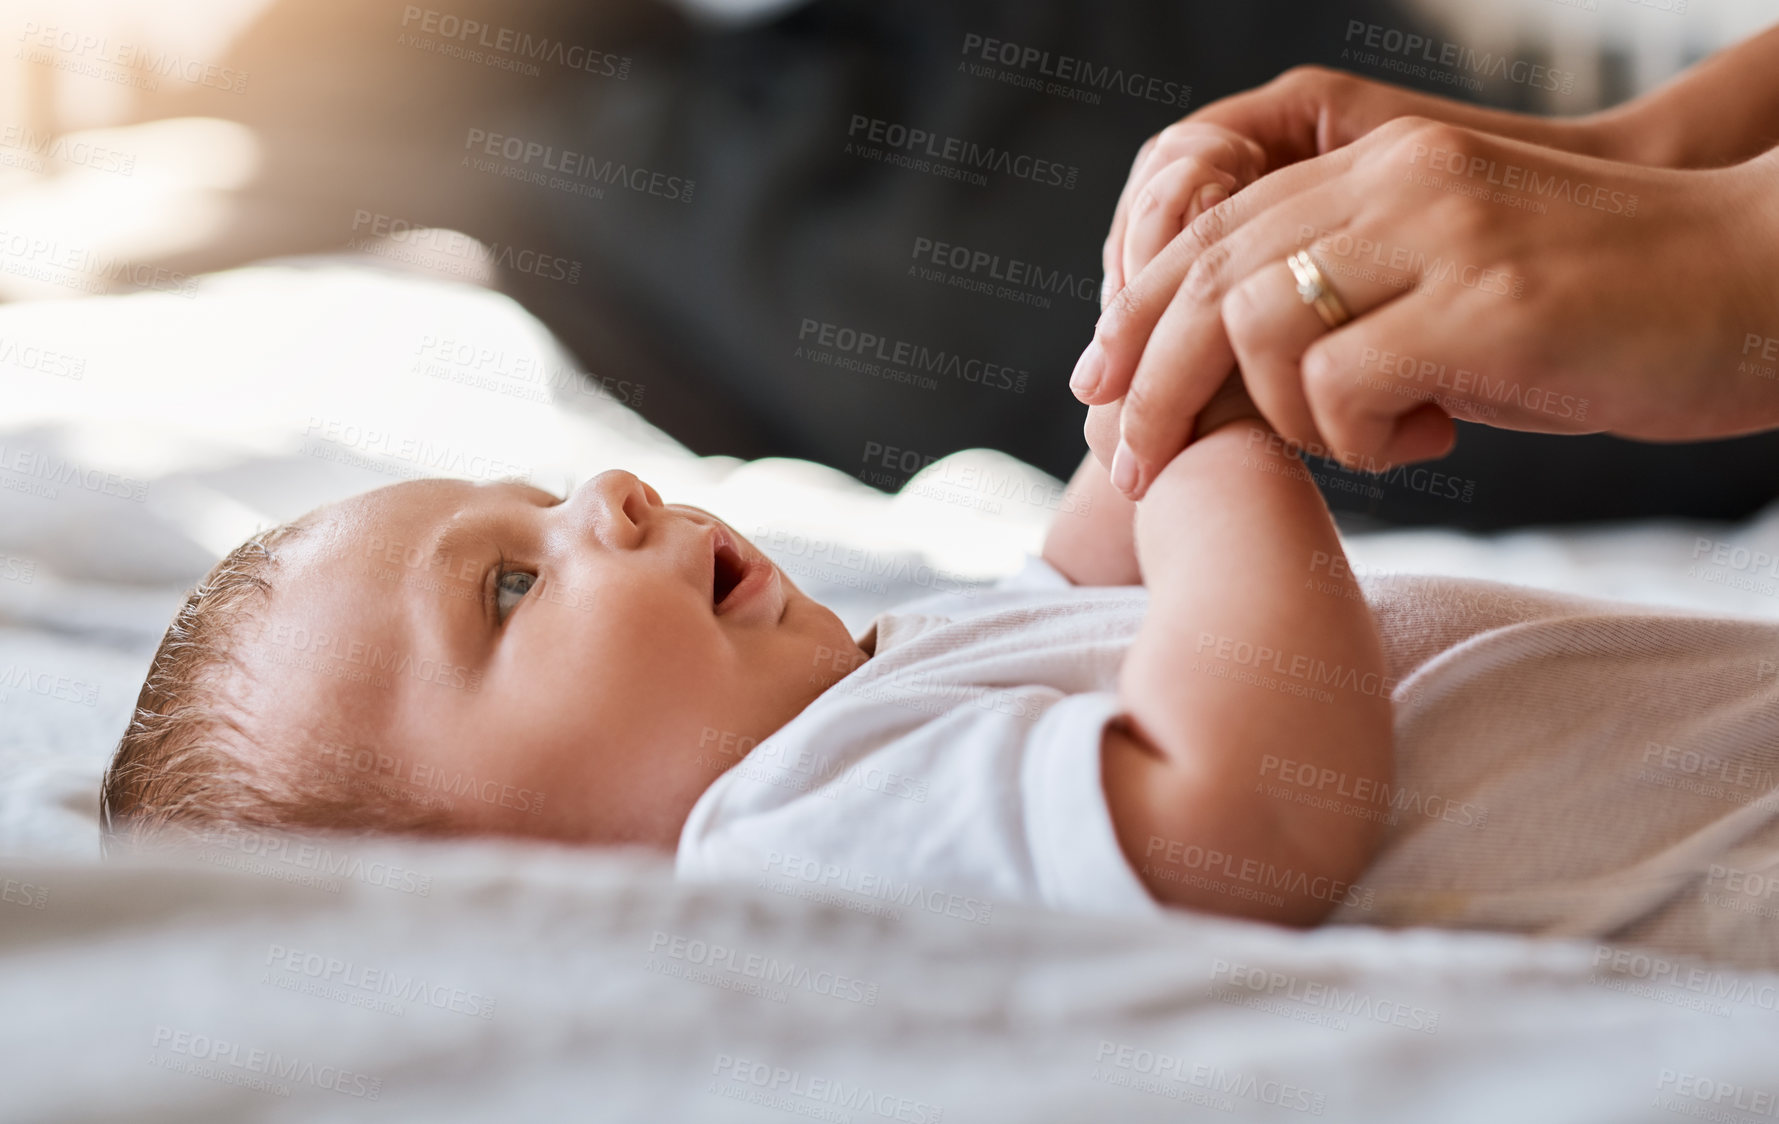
[1575,97,1689,168]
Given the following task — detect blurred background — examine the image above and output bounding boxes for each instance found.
[2,0,1776,529]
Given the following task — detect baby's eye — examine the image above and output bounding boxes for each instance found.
[495,570,537,622]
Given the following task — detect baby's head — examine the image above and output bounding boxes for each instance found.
[101,472,868,851]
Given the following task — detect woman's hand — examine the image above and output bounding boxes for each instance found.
[1077,119,1779,499]
[1094,120,1268,308]
[1100,25,1779,298]
[1096,65,1641,302]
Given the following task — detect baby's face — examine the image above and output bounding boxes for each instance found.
[241,473,867,847]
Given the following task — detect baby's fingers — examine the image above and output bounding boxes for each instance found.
[1119,129,1264,289]
[1101,135,1160,305]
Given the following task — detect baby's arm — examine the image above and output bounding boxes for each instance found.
[1041,443,1141,587]
[1042,375,1260,587]
[1101,411,1392,926]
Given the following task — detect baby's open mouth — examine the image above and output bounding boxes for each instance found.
[712,540,748,609]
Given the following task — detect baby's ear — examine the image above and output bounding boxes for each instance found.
[1084,400,1123,471]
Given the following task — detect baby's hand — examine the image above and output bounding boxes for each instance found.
[1083,374,1263,473]
[1100,121,1266,303]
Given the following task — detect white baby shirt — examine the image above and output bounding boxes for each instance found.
[674,555,1159,919]
[678,559,1779,971]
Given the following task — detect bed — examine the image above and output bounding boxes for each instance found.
[3,260,1776,1121]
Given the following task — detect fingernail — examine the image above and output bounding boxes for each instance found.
[1190,182,1228,222]
[1110,439,1140,496]
[1069,341,1104,398]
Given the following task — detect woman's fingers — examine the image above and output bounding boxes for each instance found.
[1219,260,1344,454]
[1122,157,1234,289]
[1290,285,1531,467]
[1189,66,1350,170]
[1098,152,1413,498]
[1111,230,1419,498]
[1071,126,1386,406]
[1106,281,1238,496]
[1225,230,1448,465]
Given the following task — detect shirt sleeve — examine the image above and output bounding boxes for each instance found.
[1020,690,1161,917]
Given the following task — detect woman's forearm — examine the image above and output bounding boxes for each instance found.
[1598,22,1779,168]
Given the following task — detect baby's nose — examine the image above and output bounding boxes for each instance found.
[572,470,659,549]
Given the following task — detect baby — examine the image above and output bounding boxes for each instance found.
[100,371,1779,963]
[104,372,1398,919]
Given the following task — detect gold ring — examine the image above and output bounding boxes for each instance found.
[1287,249,1351,329]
